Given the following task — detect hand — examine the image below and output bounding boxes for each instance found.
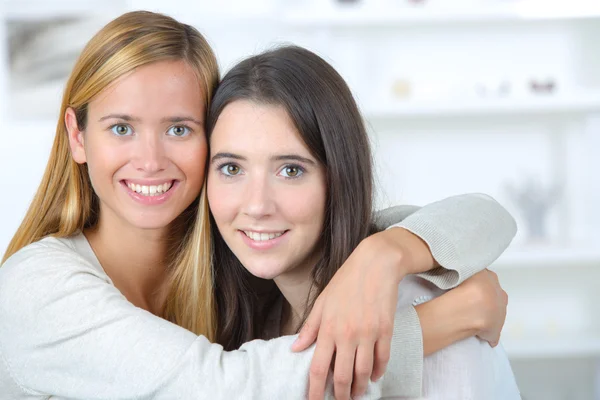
[291,229,425,400]
[457,269,508,347]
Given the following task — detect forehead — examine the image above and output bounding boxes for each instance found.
[211,100,310,155]
[88,60,206,119]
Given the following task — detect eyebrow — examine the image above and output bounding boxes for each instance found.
[98,114,203,125]
[161,116,204,125]
[211,153,246,164]
[211,152,316,165]
[272,154,316,165]
[99,114,141,123]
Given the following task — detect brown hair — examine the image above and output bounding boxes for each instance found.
[207,45,376,350]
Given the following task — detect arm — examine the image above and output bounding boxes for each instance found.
[296,193,516,399]
[374,193,517,288]
[382,275,521,400]
[0,243,416,400]
[0,245,320,399]
[418,269,508,354]
[379,269,509,398]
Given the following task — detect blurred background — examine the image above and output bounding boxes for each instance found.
[0,0,599,398]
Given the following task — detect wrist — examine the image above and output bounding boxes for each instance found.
[383,227,436,276]
[417,289,478,355]
[454,283,487,335]
[360,231,407,284]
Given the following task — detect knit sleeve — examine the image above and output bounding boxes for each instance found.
[0,241,428,399]
[374,193,517,290]
[381,275,522,399]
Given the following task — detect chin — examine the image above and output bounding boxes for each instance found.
[128,215,176,231]
[242,261,285,280]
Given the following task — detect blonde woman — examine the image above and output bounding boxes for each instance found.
[0,11,515,400]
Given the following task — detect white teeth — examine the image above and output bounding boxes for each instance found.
[126,181,173,197]
[243,231,285,241]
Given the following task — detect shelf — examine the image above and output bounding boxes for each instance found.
[504,337,600,359]
[283,3,600,28]
[4,0,127,20]
[492,247,600,269]
[363,93,600,120]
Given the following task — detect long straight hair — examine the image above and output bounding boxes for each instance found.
[2,11,220,340]
[207,46,376,350]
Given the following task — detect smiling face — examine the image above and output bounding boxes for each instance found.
[66,60,207,233]
[207,100,327,282]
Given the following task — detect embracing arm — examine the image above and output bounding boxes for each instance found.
[294,193,516,399]
[382,275,521,400]
[0,243,429,400]
[0,245,323,399]
[374,192,517,288]
[376,269,509,398]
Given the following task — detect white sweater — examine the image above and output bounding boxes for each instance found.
[394,275,521,399]
[262,276,521,400]
[0,194,517,399]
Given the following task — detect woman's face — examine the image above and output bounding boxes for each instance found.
[207,100,327,281]
[67,60,207,232]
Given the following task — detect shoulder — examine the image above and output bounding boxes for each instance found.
[1,235,104,279]
[0,235,109,324]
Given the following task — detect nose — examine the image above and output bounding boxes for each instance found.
[132,132,167,173]
[242,175,276,219]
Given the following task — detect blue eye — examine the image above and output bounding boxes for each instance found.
[279,165,304,179]
[111,124,132,136]
[219,163,242,177]
[167,126,190,137]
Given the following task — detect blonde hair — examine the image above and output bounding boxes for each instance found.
[2,11,219,340]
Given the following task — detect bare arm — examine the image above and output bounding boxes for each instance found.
[417,269,508,355]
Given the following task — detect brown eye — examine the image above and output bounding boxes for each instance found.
[285,167,299,177]
[281,165,304,178]
[220,164,241,176]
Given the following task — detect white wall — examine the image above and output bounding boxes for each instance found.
[1,1,599,398]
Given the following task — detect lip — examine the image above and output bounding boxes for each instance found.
[120,180,178,206]
[123,179,175,186]
[239,229,289,251]
[241,229,287,234]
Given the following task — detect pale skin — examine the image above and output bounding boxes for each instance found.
[66,60,206,315]
[208,100,508,399]
[62,59,507,400]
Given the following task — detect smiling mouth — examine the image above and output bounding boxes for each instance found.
[242,230,288,241]
[123,180,175,197]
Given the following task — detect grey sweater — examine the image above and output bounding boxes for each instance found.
[0,193,516,399]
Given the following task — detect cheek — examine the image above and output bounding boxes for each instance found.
[285,182,327,227]
[207,175,238,225]
[84,136,125,180]
[177,139,207,186]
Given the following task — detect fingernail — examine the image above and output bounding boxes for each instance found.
[292,334,302,348]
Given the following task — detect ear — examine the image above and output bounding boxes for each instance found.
[65,107,87,164]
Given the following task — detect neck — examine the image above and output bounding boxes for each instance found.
[84,212,170,315]
[274,259,318,336]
